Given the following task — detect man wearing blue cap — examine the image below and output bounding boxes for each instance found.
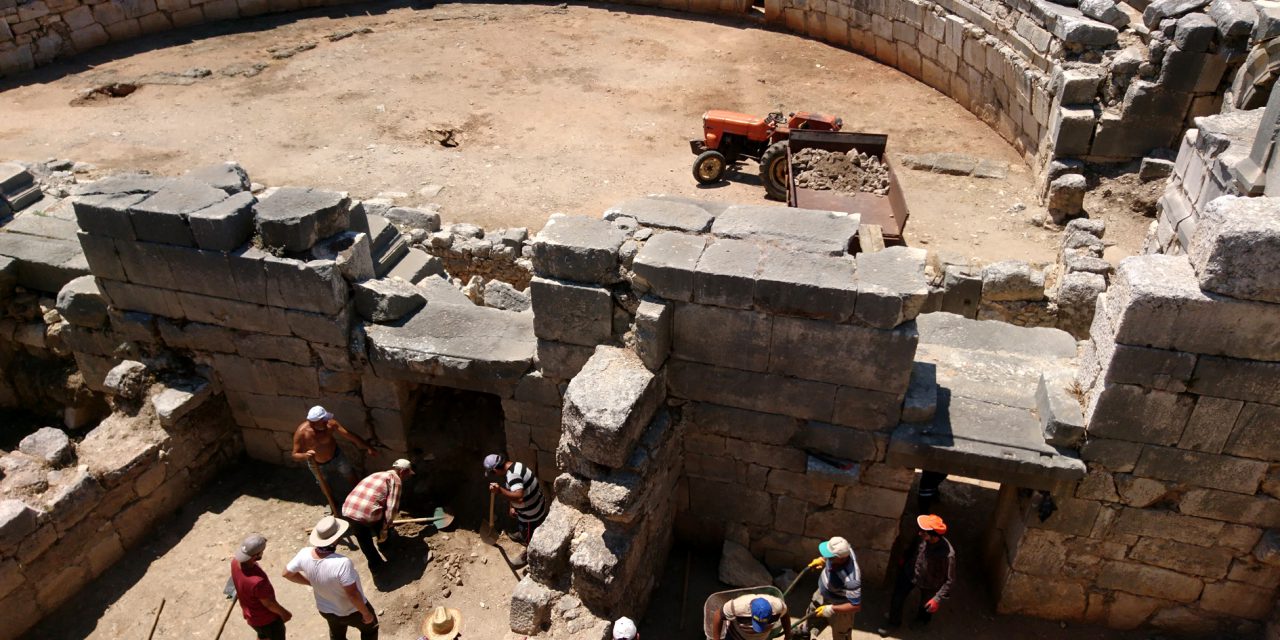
[798,536,861,640]
[712,593,789,640]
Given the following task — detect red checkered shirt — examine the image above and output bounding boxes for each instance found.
[342,470,401,528]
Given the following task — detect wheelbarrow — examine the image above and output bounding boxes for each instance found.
[703,586,788,640]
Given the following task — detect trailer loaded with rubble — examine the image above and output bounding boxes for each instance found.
[785,129,910,246]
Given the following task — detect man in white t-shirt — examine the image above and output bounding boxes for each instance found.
[283,516,379,640]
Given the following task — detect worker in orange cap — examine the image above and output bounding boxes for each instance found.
[877,515,956,636]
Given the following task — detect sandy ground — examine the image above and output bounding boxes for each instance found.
[24,465,1153,639]
[0,1,1146,265]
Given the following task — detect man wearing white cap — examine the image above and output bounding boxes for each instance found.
[798,536,862,640]
[342,459,414,570]
[230,533,292,640]
[283,516,378,639]
[292,405,378,503]
[612,616,638,639]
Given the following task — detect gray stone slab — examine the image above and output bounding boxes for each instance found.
[384,206,442,232]
[711,205,860,256]
[1086,383,1194,445]
[187,191,256,251]
[754,248,857,322]
[1209,0,1256,38]
[227,246,270,305]
[153,242,237,298]
[415,274,473,306]
[97,279,185,318]
[887,394,1087,491]
[285,306,352,347]
[5,210,80,241]
[833,385,904,430]
[1143,0,1209,28]
[672,303,772,372]
[530,215,626,284]
[633,298,671,371]
[483,280,531,312]
[603,198,715,233]
[530,276,612,347]
[0,232,87,293]
[768,315,918,393]
[1224,402,1280,461]
[75,232,125,282]
[536,339,595,381]
[1189,196,1280,303]
[354,278,425,323]
[70,173,171,197]
[1134,445,1267,494]
[185,162,251,194]
[254,187,350,252]
[562,346,664,468]
[855,246,929,329]
[365,302,536,389]
[982,260,1045,301]
[1108,254,1280,361]
[918,312,1077,358]
[902,361,938,424]
[668,360,837,423]
[262,256,349,315]
[1037,369,1086,447]
[56,275,107,328]
[940,265,981,319]
[176,291,291,335]
[129,179,230,247]
[693,238,762,309]
[1174,12,1217,50]
[630,232,707,301]
[71,192,145,240]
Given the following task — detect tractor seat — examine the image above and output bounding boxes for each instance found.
[704,110,767,127]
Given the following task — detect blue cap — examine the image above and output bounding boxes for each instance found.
[749,597,772,632]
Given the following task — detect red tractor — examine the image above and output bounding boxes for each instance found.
[690,110,843,200]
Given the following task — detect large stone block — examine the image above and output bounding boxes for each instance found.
[1087,384,1194,447]
[629,232,707,301]
[1134,445,1267,494]
[353,278,424,323]
[254,187,350,252]
[0,233,89,293]
[1199,580,1277,619]
[1177,396,1242,453]
[153,242,237,298]
[803,508,897,550]
[940,264,981,318]
[832,386,902,431]
[1224,401,1280,461]
[1180,487,1280,527]
[262,256,348,315]
[1189,356,1280,405]
[562,347,663,468]
[97,279,184,318]
[669,360,837,422]
[176,292,290,335]
[603,197,715,233]
[768,315,917,393]
[530,276,612,347]
[1188,196,1280,303]
[854,246,929,329]
[128,179,230,247]
[1107,255,1280,361]
[186,161,251,194]
[71,192,145,239]
[633,298,671,371]
[1129,536,1235,578]
[76,232,127,282]
[1038,370,1085,447]
[672,303,772,371]
[56,275,107,328]
[754,248,857,322]
[187,190,255,251]
[531,215,626,284]
[981,260,1044,301]
[1097,561,1204,602]
[693,238,763,309]
[792,420,880,460]
[536,340,594,381]
[686,402,798,445]
[711,205,860,256]
[1048,105,1097,156]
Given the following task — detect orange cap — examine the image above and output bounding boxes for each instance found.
[917,514,948,535]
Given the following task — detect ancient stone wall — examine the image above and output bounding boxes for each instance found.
[0,389,241,638]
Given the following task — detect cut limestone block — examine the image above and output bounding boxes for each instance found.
[768,315,918,393]
[1189,196,1280,303]
[56,275,108,328]
[694,238,763,309]
[354,278,426,323]
[262,256,349,315]
[711,205,860,255]
[1038,370,1086,447]
[186,161,251,194]
[0,233,88,293]
[672,303,772,372]
[254,187,351,252]
[128,179,230,247]
[561,346,664,468]
[754,248,857,322]
[902,362,938,424]
[312,231,376,283]
[365,302,536,387]
[854,246,929,329]
[633,298,671,371]
[386,247,443,284]
[719,540,772,587]
[483,280,531,312]
[151,378,213,426]
[530,215,626,284]
[383,206,442,232]
[530,276,612,347]
[603,198,715,233]
[630,232,707,301]
[186,190,256,251]
[982,260,1045,301]
[71,192,146,240]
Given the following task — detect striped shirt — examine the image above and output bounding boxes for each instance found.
[505,462,547,524]
[342,470,401,528]
[818,555,863,606]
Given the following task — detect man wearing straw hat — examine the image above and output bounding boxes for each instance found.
[283,515,379,640]
[418,606,463,640]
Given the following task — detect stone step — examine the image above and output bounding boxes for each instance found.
[0,163,33,194]
[375,234,410,278]
[6,184,43,212]
[366,214,401,258]
[385,247,439,284]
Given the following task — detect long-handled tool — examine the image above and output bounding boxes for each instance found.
[782,564,815,599]
[214,578,238,640]
[307,457,340,516]
[146,598,165,640]
[479,491,498,544]
[393,507,455,529]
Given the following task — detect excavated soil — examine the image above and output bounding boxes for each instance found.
[0,1,1150,265]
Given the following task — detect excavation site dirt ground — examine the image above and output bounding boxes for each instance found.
[0,1,1149,265]
[24,465,1154,639]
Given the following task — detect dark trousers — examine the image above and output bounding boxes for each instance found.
[250,618,286,640]
[321,604,379,640]
[347,519,385,568]
[886,576,936,627]
[917,471,948,513]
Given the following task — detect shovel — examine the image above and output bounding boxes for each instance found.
[479,491,498,544]
[214,577,238,640]
[394,507,455,530]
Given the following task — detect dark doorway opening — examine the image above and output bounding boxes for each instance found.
[404,385,505,530]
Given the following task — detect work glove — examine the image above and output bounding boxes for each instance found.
[816,605,834,618]
[807,557,826,570]
[924,598,940,613]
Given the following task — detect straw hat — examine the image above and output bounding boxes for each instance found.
[310,515,350,547]
[422,606,463,640]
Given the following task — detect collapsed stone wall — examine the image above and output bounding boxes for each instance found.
[0,386,241,638]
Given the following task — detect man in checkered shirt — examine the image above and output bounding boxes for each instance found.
[341,458,413,571]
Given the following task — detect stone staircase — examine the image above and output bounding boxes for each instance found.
[365,212,442,283]
[0,163,41,217]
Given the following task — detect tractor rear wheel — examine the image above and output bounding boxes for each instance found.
[693,150,728,185]
[760,141,789,201]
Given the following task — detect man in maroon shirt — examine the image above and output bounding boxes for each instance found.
[231,533,294,640]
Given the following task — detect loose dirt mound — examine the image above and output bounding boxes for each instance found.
[792,147,891,195]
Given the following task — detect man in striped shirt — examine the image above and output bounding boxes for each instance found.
[484,453,547,562]
[341,458,413,571]
[798,536,862,640]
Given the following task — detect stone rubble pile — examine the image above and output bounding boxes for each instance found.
[791,148,891,195]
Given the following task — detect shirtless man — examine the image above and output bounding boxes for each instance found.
[293,405,377,506]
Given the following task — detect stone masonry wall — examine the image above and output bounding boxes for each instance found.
[0,390,241,638]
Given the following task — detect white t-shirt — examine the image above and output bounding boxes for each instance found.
[286,547,365,616]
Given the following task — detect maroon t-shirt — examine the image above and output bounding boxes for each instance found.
[231,558,279,627]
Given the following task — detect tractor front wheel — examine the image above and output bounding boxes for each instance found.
[693,150,728,185]
[760,141,789,201]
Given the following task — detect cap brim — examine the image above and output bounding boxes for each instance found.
[819,541,836,558]
[751,620,769,632]
[234,550,253,563]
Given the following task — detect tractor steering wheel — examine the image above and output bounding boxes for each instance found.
[767,111,785,125]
